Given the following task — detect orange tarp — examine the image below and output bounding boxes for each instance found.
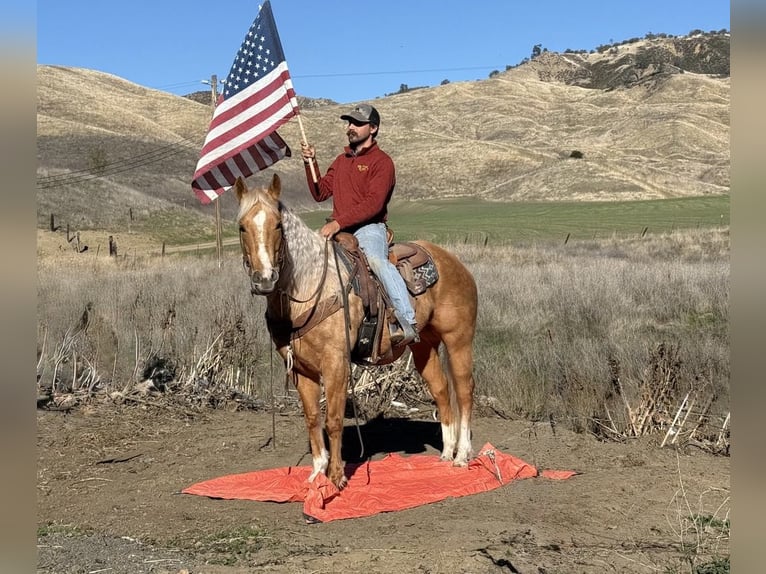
[183,443,576,523]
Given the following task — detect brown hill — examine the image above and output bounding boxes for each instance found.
[36,34,729,236]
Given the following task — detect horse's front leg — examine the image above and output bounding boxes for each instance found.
[295,373,327,481]
[323,361,350,490]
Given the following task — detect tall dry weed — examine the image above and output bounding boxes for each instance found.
[37,255,272,405]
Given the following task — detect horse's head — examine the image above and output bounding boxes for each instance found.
[234,174,285,295]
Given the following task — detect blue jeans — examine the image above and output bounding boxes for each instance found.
[353,223,416,325]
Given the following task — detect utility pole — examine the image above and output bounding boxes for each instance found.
[205,74,224,268]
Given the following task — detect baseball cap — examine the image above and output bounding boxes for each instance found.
[340,104,380,126]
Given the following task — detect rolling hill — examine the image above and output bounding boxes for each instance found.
[36,32,729,241]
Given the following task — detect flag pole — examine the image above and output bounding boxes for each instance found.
[296,113,318,183]
[206,74,224,269]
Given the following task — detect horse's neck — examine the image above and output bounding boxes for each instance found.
[277,209,340,303]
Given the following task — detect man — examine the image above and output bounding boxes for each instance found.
[300,103,419,346]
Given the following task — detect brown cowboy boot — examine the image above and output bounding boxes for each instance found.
[390,311,419,346]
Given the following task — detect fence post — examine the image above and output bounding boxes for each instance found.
[108,235,117,257]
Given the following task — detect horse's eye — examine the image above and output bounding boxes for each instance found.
[275,222,282,231]
[239,225,246,233]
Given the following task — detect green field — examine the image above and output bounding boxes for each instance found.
[298,195,730,245]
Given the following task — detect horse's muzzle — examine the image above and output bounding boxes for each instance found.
[249,269,279,295]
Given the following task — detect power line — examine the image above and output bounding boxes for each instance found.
[37,137,202,190]
[151,64,506,94]
[152,80,211,92]
[293,65,505,79]
[37,135,202,184]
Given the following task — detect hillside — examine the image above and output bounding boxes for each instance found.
[36,33,729,240]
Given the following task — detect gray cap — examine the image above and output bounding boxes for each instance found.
[340,103,380,126]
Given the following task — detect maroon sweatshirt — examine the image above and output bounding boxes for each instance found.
[304,141,396,232]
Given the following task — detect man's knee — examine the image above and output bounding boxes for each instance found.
[365,252,387,275]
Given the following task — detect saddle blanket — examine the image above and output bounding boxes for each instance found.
[182,443,577,523]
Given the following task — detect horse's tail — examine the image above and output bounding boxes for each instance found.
[444,349,461,435]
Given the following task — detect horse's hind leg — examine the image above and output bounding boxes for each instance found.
[295,373,327,481]
[411,338,459,462]
[443,334,475,466]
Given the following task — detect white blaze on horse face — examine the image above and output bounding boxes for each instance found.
[252,210,274,274]
[308,447,329,482]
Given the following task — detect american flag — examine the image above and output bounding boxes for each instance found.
[192,1,298,203]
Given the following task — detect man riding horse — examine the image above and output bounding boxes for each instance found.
[300,104,419,347]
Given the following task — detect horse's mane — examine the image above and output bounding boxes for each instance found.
[281,205,340,294]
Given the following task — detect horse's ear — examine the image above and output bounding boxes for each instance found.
[267,173,282,201]
[233,177,248,204]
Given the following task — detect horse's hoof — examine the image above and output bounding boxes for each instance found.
[452,458,469,468]
[439,453,455,462]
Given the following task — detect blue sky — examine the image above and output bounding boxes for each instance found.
[37,1,730,104]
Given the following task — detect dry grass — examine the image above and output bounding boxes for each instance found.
[454,227,729,444]
[664,455,730,572]
[37,227,729,451]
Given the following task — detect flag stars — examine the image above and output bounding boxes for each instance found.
[220,8,287,98]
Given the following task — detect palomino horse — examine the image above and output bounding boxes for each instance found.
[235,174,478,489]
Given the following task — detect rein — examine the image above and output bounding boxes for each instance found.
[332,241,365,460]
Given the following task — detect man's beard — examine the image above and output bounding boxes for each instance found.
[347,130,365,148]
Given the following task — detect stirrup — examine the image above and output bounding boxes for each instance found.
[390,320,419,346]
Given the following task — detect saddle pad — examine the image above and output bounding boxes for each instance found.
[182,443,577,523]
[403,258,438,295]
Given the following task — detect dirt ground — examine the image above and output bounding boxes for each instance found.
[37,402,730,574]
